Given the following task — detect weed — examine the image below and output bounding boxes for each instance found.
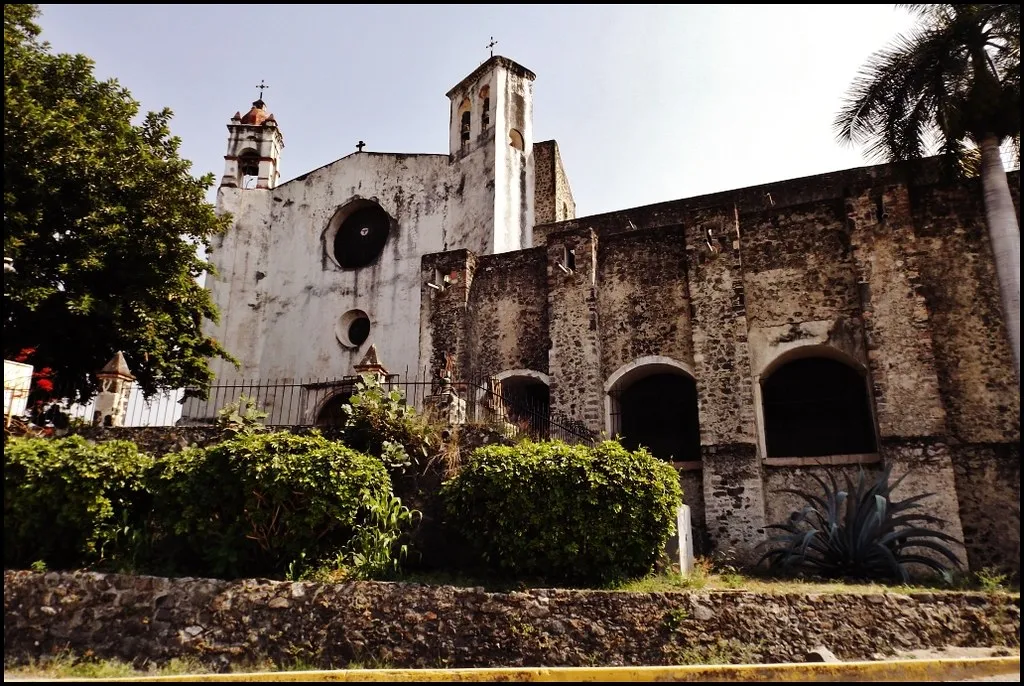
[661,606,690,631]
[975,567,1011,593]
[664,638,762,665]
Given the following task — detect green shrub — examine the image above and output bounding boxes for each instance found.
[146,430,393,579]
[757,466,961,582]
[4,436,154,570]
[340,375,441,473]
[440,440,682,585]
[214,394,268,436]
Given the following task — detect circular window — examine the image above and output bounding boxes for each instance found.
[333,204,390,269]
[336,309,371,348]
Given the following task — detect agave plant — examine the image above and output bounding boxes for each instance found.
[758,465,961,582]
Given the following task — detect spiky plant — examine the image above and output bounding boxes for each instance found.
[758,465,961,582]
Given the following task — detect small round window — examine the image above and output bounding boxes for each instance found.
[336,309,371,348]
[332,203,390,269]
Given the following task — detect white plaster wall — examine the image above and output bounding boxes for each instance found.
[493,70,535,254]
[205,149,502,389]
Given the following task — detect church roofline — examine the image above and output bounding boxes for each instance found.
[536,156,1012,237]
[279,151,449,188]
[445,55,536,98]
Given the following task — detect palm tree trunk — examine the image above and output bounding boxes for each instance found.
[979,135,1021,382]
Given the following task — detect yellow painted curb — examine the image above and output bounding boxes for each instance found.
[94,656,1020,682]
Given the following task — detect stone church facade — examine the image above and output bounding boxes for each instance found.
[197,55,1020,572]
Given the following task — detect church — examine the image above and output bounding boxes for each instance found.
[193,54,1020,572]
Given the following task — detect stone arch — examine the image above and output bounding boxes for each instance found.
[313,389,353,428]
[509,128,524,151]
[604,356,700,462]
[480,369,551,434]
[757,344,877,459]
[459,97,472,144]
[479,86,491,128]
[237,147,260,188]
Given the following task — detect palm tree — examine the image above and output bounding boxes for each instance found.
[834,4,1020,381]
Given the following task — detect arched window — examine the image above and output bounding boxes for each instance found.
[606,358,700,462]
[509,128,524,151]
[479,85,491,128]
[238,149,260,189]
[761,356,877,458]
[458,97,472,145]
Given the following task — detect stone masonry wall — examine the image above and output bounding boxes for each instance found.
[847,186,947,439]
[741,200,860,332]
[533,140,557,225]
[546,228,604,432]
[533,141,575,227]
[597,226,694,381]
[910,182,1020,444]
[5,571,1019,670]
[465,248,549,380]
[551,141,575,222]
[951,443,1021,575]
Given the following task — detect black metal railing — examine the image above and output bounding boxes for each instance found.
[47,372,595,445]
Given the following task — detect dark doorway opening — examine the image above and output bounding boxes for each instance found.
[315,392,352,428]
[500,377,550,434]
[615,373,700,462]
[762,356,877,458]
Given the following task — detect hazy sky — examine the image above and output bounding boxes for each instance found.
[35,4,918,217]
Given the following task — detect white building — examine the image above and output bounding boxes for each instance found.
[201,56,573,400]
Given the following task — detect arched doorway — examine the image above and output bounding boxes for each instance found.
[760,354,877,458]
[606,357,701,462]
[314,391,352,428]
[489,370,551,438]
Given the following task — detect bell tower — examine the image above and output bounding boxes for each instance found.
[446,55,537,253]
[220,83,284,190]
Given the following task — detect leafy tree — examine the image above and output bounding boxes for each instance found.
[3,4,235,402]
[834,4,1021,380]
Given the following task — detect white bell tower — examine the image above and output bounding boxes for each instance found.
[220,81,284,190]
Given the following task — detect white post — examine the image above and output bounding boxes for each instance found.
[677,504,695,577]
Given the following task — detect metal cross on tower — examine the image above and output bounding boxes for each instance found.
[356,140,366,152]
[256,79,269,100]
[486,37,498,57]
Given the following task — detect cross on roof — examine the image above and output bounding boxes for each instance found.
[356,140,366,152]
[256,79,269,100]
[486,36,498,58]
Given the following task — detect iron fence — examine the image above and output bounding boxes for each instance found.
[42,372,595,445]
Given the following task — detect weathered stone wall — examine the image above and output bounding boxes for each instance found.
[881,438,968,568]
[911,182,1020,444]
[741,201,859,333]
[597,227,693,382]
[546,228,604,432]
[551,141,575,222]
[848,186,948,439]
[70,425,227,455]
[5,571,1018,670]
[465,248,549,379]
[762,463,884,529]
[419,249,478,384]
[534,159,1014,243]
[533,140,574,227]
[533,140,557,226]
[951,444,1021,574]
